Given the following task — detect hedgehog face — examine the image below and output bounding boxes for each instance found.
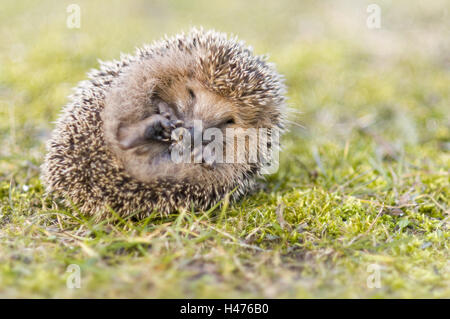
[103,47,277,185]
[157,78,238,131]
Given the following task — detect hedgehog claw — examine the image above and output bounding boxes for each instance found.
[145,116,180,144]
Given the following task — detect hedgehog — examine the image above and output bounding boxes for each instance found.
[41,28,286,220]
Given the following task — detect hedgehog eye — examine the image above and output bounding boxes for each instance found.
[187,88,195,100]
[226,118,235,125]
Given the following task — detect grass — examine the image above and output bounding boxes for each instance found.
[0,0,449,298]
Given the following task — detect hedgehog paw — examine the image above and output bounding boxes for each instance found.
[118,114,177,149]
[143,115,174,142]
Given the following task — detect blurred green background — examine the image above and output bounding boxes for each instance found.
[0,0,448,298]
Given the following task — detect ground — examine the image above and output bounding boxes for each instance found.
[0,0,449,298]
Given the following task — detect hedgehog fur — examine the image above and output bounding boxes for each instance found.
[41,28,287,220]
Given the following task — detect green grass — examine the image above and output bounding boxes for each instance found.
[0,0,449,298]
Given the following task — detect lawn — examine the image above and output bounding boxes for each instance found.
[0,0,448,298]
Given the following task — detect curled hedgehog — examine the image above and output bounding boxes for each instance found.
[41,29,286,219]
